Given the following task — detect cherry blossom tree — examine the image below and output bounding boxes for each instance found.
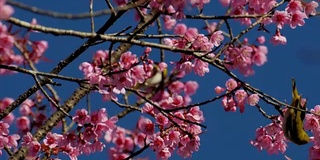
[0,0,319,159]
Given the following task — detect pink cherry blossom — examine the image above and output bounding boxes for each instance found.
[286,0,303,13]
[138,117,155,135]
[28,141,41,156]
[215,86,225,94]
[6,134,20,148]
[134,132,147,148]
[119,51,138,69]
[150,134,165,152]
[272,10,290,29]
[305,1,319,16]
[256,36,265,44]
[193,59,209,76]
[163,15,176,30]
[222,96,237,112]
[155,113,169,126]
[90,108,108,125]
[174,23,187,35]
[73,109,91,126]
[43,132,63,148]
[210,30,224,47]
[142,102,155,115]
[270,29,287,45]
[0,1,14,20]
[184,81,199,95]
[21,132,33,146]
[225,78,238,91]
[248,94,259,106]
[169,81,184,94]
[235,89,248,102]
[16,116,30,132]
[0,121,9,135]
[289,11,308,29]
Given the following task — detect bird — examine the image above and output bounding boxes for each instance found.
[282,78,310,145]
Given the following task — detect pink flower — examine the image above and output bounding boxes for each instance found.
[210,30,224,47]
[215,86,225,94]
[186,106,204,122]
[165,130,180,147]
[19,104,31,116]
[305,1,319,16]
[0,97,14,110]
[0,2,14,20]
[91,141,105,153]
[272,10,290,29]
[134,132,147,148]
[83,126,96,142]
[21,132,33,146]
[157,147,172,159]
[248,94,259,106]
[150,135,165,152]
[0,135,8,149]
[256,36,265,44]
[190,0,210,9]
[222,96,237,112]
[90,108,108,125]
[44,132,63,148]
[119,51,138,69]
[171,93,184,107]
[6,134,20,148]
[289,11,307,29]
[193,59,209,76]
[0,121,9,135]
[270,29,287,45]
[235,89,248,102]
[30,41,48,63]
[142,102,155,115]
[225,78,238,91]
[138,117,155,135]
[16,116,30,132]
[219,0,230,7]
[252,46,267,66]
[169,81,184,94]
[163,15,176,30]
[28,141,41,156]
[2,113,14,125]
[309,146,320,160]
[124,137,134,151]
[180,61,193,74]
[184,81,199,95]
[174,23,187,35]
[304,114,319,131]
[73,109,91,126]
[286,0,303,13]
[155,113,169,126]
[185,27,199,42]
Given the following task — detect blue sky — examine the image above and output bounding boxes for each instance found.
[2,0,320,159]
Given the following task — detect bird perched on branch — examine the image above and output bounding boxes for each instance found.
[282,78,310,145]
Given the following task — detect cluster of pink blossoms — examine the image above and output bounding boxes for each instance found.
[79,48,168,101]
[215,78,260,113]
[0,121,20,156]
[250,105,320,159]
[250,116,287,155]
[220,0,318,45]
[105,103,203,159]
[163,23,223,77]
[224,37,268,76]
[0,1,48,75]
[0,0,13,20]
[17,108,117,159]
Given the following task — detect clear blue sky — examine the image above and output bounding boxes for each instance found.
[2,0,320,159]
